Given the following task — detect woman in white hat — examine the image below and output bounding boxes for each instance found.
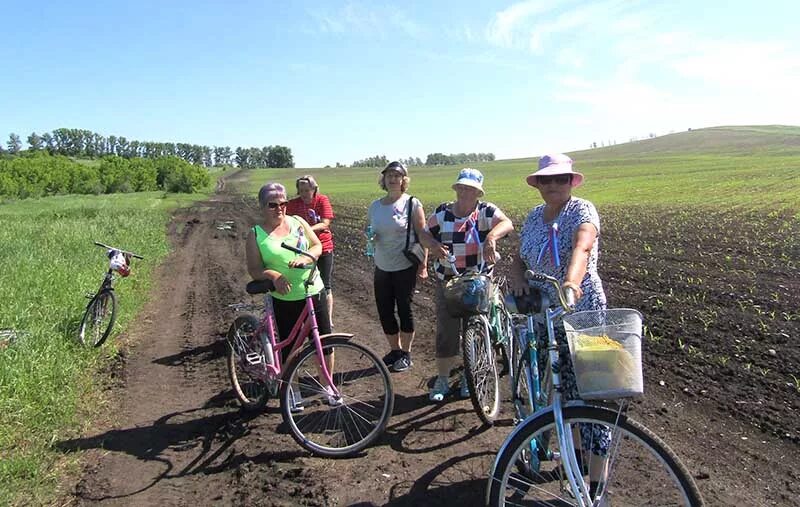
[425,168,513,402]
[510,153,609,499]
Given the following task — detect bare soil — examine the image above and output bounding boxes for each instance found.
[61,176,800,506]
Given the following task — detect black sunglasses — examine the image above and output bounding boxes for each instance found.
[538,174,572,185]
[266,201,288,209]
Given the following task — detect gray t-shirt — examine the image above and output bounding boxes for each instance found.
[368,194,421,272]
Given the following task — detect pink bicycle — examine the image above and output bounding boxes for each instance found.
[226,242,394,457]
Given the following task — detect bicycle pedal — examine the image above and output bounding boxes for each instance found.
[244,352,263,365]
[85,293,95,299]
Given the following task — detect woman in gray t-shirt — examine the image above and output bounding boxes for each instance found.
[366,161,428,373]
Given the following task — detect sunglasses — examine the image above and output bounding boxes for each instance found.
[266,201,288,209]
[537,174,572,185]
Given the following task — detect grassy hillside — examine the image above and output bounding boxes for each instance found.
[242,125,800,218]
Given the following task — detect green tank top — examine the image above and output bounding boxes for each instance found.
[253,216,323,301]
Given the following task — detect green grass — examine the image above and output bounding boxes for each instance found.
[0,191,209,505]
[242,126,800,219]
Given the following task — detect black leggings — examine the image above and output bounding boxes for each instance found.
[317,251,334,292]
[272,292,331,363]
[373,265,417,335]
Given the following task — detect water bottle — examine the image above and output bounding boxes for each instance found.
[365,225,375,257]
[260,331,275,366]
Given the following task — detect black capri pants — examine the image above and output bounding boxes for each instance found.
[317,251,334,293]
[373,265,418,335]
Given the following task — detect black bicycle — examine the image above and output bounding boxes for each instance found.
[77,241,143,347]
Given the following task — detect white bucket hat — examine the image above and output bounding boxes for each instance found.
[526,153,584,188]
[452,168,485,196]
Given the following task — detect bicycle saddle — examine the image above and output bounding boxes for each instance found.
[246,279,276,294]
[504,289,549,315]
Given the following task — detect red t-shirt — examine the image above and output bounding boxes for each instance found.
[286,194,335,253]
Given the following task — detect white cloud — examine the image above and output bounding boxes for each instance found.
[307,2,423,40]
[486,0,557,48]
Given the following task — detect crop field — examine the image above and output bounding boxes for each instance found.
[0,191,211,504]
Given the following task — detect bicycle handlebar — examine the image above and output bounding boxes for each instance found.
[94,241,144,259]
[524,270,576,310]
[279,242,316,266]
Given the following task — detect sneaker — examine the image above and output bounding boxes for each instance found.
[391,352,413,372]
[382,349,402,366]
[459,373,470,398]
[289,386,304,413]
[429,376,451,402]
[324,385,343,407]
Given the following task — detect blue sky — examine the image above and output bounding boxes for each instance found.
[2,0,799,167]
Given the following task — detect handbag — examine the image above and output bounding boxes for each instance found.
[403,196,425,266]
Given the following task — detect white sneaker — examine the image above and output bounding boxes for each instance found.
[325,385,343,407]
[429,376,451,402]
[289,386,304,413]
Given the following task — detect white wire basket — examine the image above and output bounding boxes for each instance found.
[562,309,644,400]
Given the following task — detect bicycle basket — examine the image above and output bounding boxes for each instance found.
[443,273,492,317]
[562,309,644,400]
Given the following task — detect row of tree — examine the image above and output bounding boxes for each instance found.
[1,129,294,168]
[351,152,495,168]
[0,152,210,199]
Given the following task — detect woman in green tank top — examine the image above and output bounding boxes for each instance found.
[245,183,331,352]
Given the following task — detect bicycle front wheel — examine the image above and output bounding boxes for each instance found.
[78,289,117,347]
[281,338,394,457]
[463,317,501,425]
[227,315,271,411]
[487,405,703,506]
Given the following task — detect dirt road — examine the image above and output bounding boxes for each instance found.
[61,180,799,506]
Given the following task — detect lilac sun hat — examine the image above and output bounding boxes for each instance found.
[526,153,584,188]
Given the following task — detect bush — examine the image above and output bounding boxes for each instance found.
[0,153,208,198]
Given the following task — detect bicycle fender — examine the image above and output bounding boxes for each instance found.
[318,333,354,341]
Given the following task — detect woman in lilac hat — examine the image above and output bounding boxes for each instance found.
[510,153,609,499]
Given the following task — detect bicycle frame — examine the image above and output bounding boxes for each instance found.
[243,242,353,399]
[495,273,597,507]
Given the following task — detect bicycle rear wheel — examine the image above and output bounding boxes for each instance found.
[281,338,393,457]
[487,404,704,506]
[78,289,116,347]
[227,315,271,411]
[463,317,501,425]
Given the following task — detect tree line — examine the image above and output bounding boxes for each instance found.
[1,128,294,168]
[0,152,210,199]
[350,152,495,168]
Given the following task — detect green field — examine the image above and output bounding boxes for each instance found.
[0,190,213,505]
[245,126,800,218]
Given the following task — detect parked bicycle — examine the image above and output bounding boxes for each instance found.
[486,270,703,506]
[443,256,514,425]
[77,241,143,347]
[227,242,394,457]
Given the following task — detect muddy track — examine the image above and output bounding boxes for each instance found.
[62,180,799,506]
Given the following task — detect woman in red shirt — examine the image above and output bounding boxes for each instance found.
[286,175,336,324]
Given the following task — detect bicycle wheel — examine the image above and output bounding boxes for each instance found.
[463,316,501,425]
[487,404,704,506]
[78,289,117,347]
[281,338,393,457]
[227,314,271,411]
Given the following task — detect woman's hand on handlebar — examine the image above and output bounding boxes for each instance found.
[561,281,583,302]
[288,258,311,269]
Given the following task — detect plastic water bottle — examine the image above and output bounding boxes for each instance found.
[260,331,274,366]
[365,225,375,257]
